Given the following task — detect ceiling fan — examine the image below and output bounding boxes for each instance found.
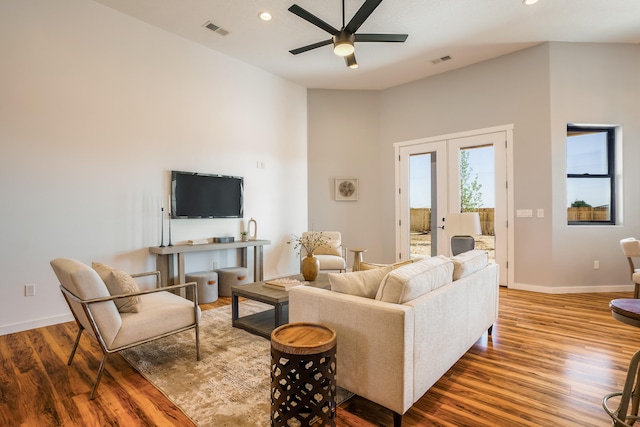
[288,0,408,69]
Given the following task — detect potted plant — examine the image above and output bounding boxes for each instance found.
[288,232,329,281]
[240,231,249,242]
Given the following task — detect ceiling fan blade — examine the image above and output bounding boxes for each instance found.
[289,39,333,55]
[288,4,338,35]
[345,0,384,34]
[355,33,408,43]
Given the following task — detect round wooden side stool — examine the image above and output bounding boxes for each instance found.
[604,299,640,427]
[270,322,337,427]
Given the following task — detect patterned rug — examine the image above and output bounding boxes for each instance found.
[120,301,351,426]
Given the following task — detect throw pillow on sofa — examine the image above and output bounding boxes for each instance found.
[375,256,453,304]
[92,262,141,313]
[451,249,489,280]
[329,266,393,299]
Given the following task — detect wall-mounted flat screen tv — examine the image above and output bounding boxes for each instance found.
[171,170,243,219]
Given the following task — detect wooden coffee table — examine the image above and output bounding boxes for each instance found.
[231,274,330,338]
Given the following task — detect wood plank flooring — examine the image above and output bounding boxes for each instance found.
[1,288,637,426]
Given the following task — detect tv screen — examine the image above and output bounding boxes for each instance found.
[171,171,243,219]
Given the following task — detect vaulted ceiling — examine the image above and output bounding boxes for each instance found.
[93,0,640,90]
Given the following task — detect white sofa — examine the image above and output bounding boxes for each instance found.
[289,250,499,426]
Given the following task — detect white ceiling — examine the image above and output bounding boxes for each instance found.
[93,0,640,90]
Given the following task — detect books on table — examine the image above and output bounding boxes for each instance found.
[263,278,308,291]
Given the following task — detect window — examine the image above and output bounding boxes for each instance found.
[566,125,616,225]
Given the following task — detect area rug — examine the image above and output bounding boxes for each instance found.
[120,301,352,426]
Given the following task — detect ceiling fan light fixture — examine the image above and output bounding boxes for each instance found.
[346,54,358,69]
[333,31,355,56]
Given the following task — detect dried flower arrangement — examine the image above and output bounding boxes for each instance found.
[288,232,329,255]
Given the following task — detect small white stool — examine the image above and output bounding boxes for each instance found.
[215,267,248,297]
[185,271,218,303]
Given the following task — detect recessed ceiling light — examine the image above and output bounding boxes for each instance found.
[523,0,539,5]
[258,11,272,21]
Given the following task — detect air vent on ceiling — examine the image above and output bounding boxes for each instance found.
[431,55,452,65]
[204,21,229,36]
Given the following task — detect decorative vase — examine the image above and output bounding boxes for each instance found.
[301,253,320,281]
[248,217,257,241]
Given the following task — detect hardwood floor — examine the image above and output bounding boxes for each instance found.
[1,288,637,426]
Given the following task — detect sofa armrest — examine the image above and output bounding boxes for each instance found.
[289,286,415,415]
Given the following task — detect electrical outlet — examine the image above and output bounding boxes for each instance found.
[25,284,35,297]
[593,260,599,270]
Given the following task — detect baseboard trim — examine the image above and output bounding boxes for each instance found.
[510,283,635,294]
[0,313,75,336]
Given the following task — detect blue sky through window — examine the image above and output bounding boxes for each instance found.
[410,146,495,208]
[566,132,610,208]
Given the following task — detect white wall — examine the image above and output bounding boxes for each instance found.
[0,0,308,334]
[307,90,383,264]
[549,43,640,289]
[308,42,640,292]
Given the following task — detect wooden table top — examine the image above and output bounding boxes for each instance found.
[610,299,640,327]
[271,322,336,354]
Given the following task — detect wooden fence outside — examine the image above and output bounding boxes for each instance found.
[410,208,495,236]
[567,207,609,222]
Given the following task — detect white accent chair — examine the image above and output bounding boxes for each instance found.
[300,231,348,272]
[50,258,201,399]
[620,238,640,298]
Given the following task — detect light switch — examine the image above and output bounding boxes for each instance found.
[517,209,533,218]
[537,209,544,218]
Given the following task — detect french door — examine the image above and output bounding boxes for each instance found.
[395,127,511,286]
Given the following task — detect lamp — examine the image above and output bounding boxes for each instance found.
[333,31,355,56]
[445,212,482,256]
[345,53,358,69]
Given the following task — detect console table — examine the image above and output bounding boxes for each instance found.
[149,239,270,288]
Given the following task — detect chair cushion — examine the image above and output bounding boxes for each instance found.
[329,266,393,299]
[302,231,342,256]
[314,254,346,270]
[451,250,488,280]
[375,256,453,304]
[92,262,141,313]
[315,240,342,256]
[621,238,640,257]
[110,291,200,350]
[51,258,122,347]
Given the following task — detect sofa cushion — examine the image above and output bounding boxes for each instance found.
[92,262,141,313]
[375,256,453,304]
[329,266,393,299]
[360,259,414,271]
[451,249,488,280]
